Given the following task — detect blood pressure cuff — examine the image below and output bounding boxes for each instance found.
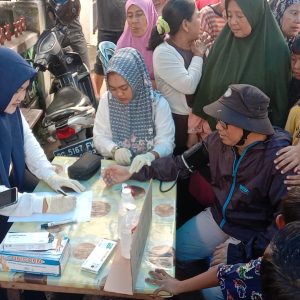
[68,152,101,180]
[181,142,209,173]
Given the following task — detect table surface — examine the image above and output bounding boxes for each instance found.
[0,157,176,298]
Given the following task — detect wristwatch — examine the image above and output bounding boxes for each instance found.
[111,146,120,159]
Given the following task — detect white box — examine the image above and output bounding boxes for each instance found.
[2,232,53,251]
[81,238,117,274]
[0,237,70,276]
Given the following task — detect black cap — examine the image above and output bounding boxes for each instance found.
[203,84,275,135]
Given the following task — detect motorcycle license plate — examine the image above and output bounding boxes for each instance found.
[53,138,97,157]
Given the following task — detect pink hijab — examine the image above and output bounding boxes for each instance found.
[117,0,158,79]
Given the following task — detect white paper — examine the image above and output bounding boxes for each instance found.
[8,191,92,223]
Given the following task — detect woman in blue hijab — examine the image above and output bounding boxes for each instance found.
[0,48,85,239]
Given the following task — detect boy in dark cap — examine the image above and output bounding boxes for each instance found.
[102,84,293,298]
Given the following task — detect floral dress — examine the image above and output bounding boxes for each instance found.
[217,257,263,300]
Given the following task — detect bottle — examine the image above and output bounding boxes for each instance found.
[118,186,136,259]
[118,186,134,237]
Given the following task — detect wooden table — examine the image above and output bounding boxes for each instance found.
[0,157,176,299]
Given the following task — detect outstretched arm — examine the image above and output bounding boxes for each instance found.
[145,267,219,296]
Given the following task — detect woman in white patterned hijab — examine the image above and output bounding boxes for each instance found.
[93,47,175,174]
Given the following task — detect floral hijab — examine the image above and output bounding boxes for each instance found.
[106,47,155,156]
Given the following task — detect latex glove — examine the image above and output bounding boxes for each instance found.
[45,195,76,214]
[129,152,155,174]
[45,174,85,193]
[114,148,132,165]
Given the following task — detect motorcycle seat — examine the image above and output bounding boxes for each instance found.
[46,86,91,115]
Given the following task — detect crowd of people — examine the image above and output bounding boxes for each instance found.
[1,0,300,299]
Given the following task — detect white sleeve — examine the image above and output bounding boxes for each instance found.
[0,185,44,217]
[22,113,56,182]
[152,95,175,157]
[93,92,117,157]
[154,45,203,95]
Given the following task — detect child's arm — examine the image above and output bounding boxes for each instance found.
[145,266,219,296]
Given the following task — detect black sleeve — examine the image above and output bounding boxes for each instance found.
[131,155,189,182]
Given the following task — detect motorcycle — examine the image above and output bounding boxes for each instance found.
[33,24,96,150]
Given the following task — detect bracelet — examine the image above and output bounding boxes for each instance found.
[111,146,120,159]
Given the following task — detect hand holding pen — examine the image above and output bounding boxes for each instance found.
[41,219,77,229]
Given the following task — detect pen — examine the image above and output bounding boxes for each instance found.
[41,219,76,229]
[57,188,67,196]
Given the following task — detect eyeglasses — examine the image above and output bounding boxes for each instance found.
[217,120,229,130]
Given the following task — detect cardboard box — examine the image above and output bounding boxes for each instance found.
[0,237,70,276]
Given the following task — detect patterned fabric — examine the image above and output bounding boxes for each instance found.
[217,257,263,300]
[106,47,155,156]
[199,5,226,41]
[271,0,300,24]
[270,0,300,47]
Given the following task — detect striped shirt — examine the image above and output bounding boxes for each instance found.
[199,5,227,42]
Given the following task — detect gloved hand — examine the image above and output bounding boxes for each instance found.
[114,148,132,165]
[44,195,76,214]
[129,152,155,174]
[45,174,85,193]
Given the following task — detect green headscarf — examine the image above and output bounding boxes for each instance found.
[192,0,291,129]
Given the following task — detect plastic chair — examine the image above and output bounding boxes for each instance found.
[97,41,116,75]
